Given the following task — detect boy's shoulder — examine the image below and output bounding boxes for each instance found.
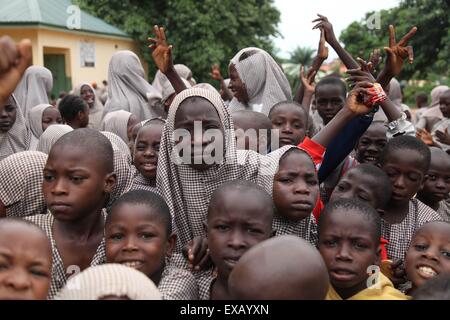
[24,211,54,237]
[411,198,442,225]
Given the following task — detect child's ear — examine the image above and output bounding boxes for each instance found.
[104,173,117,193]
[166,233,177,258]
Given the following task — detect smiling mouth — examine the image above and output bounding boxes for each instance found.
[121,261,144,269]
[141,163,156,171]
[363,155,378,163]
[417,265,437,279]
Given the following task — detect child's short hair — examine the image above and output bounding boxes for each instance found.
[233,110,272,131]
[0,217,48,237]
[208,180,274,218]
[58,94,87,122]
[319,198,381,242]
[52,128,114,173]
[413,272,450,300]
[315,77,347,98]
[108,189,172,236]
[353,164,393,208]
[268,100,307,120]
[379,135,431,173]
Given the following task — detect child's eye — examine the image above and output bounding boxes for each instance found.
[358,194,369,201]
[307,179,318,186]
[323,240,337,247]
[0,263,9,271]
[109,233,124,241]
[414,244,428,251]
[354,242,368,250]
[153,144,160,152]
[277,177,292,183]
[428,175,437,181]
[30,269,50,278]
[441,250,450,258]
[140,232,155,240]
[5,105,15,112]
[215,225,229,232]
[70,176,85,183]
[43,174,55,182]
[247,228,263,235]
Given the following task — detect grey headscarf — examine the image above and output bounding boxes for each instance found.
[0,151,47,217]
[101,110,132,144]
[36,124,73,154]
[73,83,104,130]
[0,95,30,161]
[228,47,292,115]
[28,104,54,150]
[13,66,52,119]
[104,51,162,121]
[152,64,194,95]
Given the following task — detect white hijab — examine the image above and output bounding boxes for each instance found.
[28,104,54,151]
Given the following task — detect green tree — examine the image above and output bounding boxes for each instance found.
[288,46,314,66]
[339,0,449,80]
[76,0,280,83]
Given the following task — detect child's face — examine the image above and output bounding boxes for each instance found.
[0,96,17,133]
[330,169,381,209]
[43,145,115,221]
[439,93,450,118]
[41,107,62,132]
[355,123,387,165]
[134,124,163,179]
[405,222,450,289]
[273,151,319,221]
[228,64,249,103]
[382,149,426,203]
[128,123,142,156]
[270,104,306,147]
[0,223,52,300]
[78,104,90,128]
[80,85,95,108]
[319,209,380,297]
[420,155,450,203]
[315,84,345,125]
[207,190,272,280]
[106,203,175,282]
[174,98,224,171]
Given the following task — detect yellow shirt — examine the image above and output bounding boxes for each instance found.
[326,273,411,300]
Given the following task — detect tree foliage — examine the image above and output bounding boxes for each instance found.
[339,0,449,81]
[76,0,281,83]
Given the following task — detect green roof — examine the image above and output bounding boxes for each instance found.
[0,0,130,39]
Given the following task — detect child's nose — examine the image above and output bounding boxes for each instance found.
[123,237,139,251]
[228,231,246,250]
[5,269,31,291]
[52,178,68,195]
[336,244,352,261]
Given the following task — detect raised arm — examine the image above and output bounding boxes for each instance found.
[210,64,233,101]
[294,28,328,104]
[0,36,32,106]
[376,25,417,88]
[312,14,359,70]
[148,25,187,94]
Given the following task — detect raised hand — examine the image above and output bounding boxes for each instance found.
[435,128,450,145]
[383,25,417,77]
[210,64,223,81]
[368,48,382,73]
[312,14,338,45]
[416,128,435,146]
[317,28,329,60]
[345,81,375,116]
[0,36,32,105]
[148,25,173,74]
[300,65,316,94]
[346,57,376,86]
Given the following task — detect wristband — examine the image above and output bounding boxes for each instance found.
[367,83,387,107]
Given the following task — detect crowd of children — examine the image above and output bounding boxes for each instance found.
[0,13,449,300]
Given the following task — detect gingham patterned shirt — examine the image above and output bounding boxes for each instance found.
[26,212,107,300]
[437,200,450,222]
[381,198,442,261]
[159,265,199,300]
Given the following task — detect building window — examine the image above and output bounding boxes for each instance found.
[80,40,95,67]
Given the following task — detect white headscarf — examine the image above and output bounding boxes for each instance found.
[152,64,194,95]
[73,83,104,130]
[56,264,161,300]
[13,66,52,119]
[101,110,132,144]
[228,47,292,115]
[0,95,30,161]
[104,50,163,121]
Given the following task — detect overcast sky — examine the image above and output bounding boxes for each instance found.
[273,0,400,60]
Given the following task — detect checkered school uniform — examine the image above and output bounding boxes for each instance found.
[437,200,450,221]
[26,212,107,299]
[130,168,159,194]
[0,151,47,217]
[159,264,199,300]
[101,131,132,165]
[381,198,442,262]
[195,269,216,300]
